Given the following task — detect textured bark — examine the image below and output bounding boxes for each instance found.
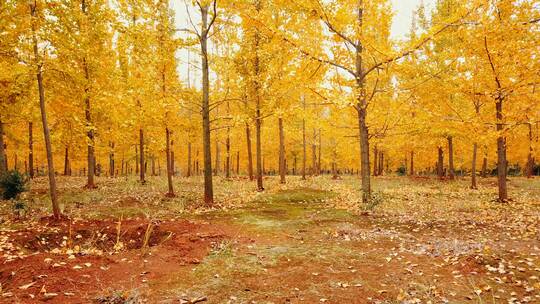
[225,131,231,178]
[471,143,478,189]
[200,4,214,206]
[139,128,145,184]
[410,151,414,176]
[31,3,60,219]
[245,124,254,180]
[447,136,455,180]
[495,99,507,201]
[109,142,115,177]
[28,122,34,178]
[82,1,96,189]
[135,145,139,174]
[481,151,488,178]
[373,146,378,176]
[165,128,174,197]
[278,117,286,184]
[527,123,534,178]
[187,141,192,177]
[437,147,444,178]
[378,152,384,176]
[302,114,307,180]
[64,147,70,176]
[0,120,6,175]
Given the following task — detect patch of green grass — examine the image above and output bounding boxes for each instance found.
[253,188,336,204]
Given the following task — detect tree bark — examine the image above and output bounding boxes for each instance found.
[30,3,61,219]
[379,152,384,176]
[437,146,444,178]
[139,128,145,184]
[311,129,317,176]
[495,99,508,201]
[226,130,231,178]
[318,129,322,175]
[447,136,455,180]
[527,122,534,178]
[187,141,192,177]
[165,128,174,197]
[109,142,114,177]
[245,124,254,180]
[0,120,6,175]
[200,4,214,206]
[302,114,307,180]
[214,138,220,176]
[471,142,478,189]
[64,146,69,176]
[278,117,286,184]
[410,151,414,176]
[373,146,378,176]
[355,1,371,203]
[28,122,34,178]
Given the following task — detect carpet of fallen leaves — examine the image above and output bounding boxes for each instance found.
[0,175,538,303]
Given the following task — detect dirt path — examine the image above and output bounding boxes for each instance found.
[1,187,539,303]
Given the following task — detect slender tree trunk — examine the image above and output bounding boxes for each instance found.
[236,151,240,175]
[0,120,6,175]
[278,117,286,184]
[471,143,478,189]
[139,128,145,184]
[245,124,254,180]
[318,129,322,175]
[527,123,534,178]
[30,4,60,219]
[200,4,213,206]
[355,1,371,203]
[214,139,220,176]
[135,145,139,174]
[481,149,488,178]
[151,155,156,176]
[302,115,307,180]
[437,146,444,178]
[170,139,175,176]
[495,99,508,201]
[64,146,69,176]
[165,128,174,197]
[373,146,378,176]
[109,142,115,177]
[226,130,231,178]
[255,106,264,191]
[28,122,34,178]
[379,152,384,176]
[187,141,192,177]
[447,136,455,180]
[410,151,414,176]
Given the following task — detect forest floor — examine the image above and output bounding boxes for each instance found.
[0,176,539,303]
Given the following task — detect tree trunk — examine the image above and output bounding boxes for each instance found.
[373,146,378,176]
[355,1,371,204]
[471,142,478,189]
[527,122,534,178]
[30,3,61,219]
[151,155,156,176]
[214,139,220,176]
[171,139,175,176]
[447,136,455,180]
[187,141,192,177]
[200,4,214,206]
[278,117,286,184]
[245,124,254,180]
[165,128,174,197]
[481,149,488,178]
[318,129,322,175]
[410,151,414,176]
[379,152,384,176]
[226,130,231,178]
[495,99,508,201]
[0,120,6,175]
[139,128,145,184]
[255,105,264,191]
[135,145,139,174]
[109,142,115,177]
[302,115,307,180]
[64,146,69,176]
[28,122,34,178]
[236,151,240,175]
[437,147,444,178]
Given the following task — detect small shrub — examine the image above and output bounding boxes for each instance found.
[0,170,29,200]
[396,166,406,176]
